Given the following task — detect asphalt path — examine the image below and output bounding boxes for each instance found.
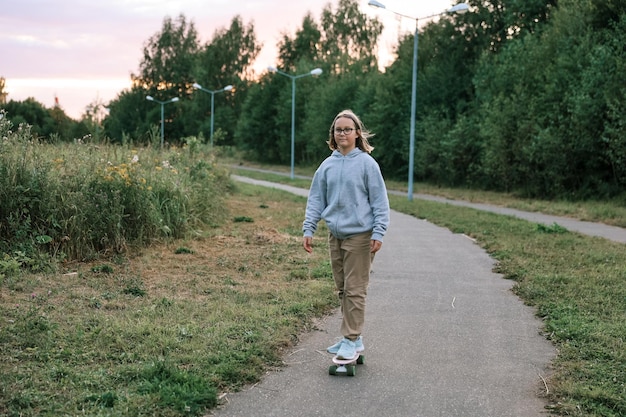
[401,193,626,244]
[209,175,625,417]
[230,166,626,244]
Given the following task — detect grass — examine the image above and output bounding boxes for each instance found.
[0,116,232,270]
[2,149,625,416]
[0,183,335,417]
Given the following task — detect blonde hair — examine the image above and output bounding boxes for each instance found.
[327,109,374,154]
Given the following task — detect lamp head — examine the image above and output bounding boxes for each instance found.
[368,0,386,9]
[267,66,277,73]
[448,3,470,14]
[192,83,202,89]
[310,68,323,76]
[171,97,179,103]
[224,85,234,92]
[146,95,154,101]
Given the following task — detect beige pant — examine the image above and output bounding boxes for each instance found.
[328,231,375,341]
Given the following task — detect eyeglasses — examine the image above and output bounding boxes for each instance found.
[334,127,356,135]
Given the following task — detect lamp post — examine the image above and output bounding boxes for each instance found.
[192,83,233,147]
[368,1,469,200]
[146,95,180,148]
[268,66,323,179]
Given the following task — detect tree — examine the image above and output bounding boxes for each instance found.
[234,76,280,162]
[319,0,383,74]
[238,0,384,167]
[131,14,201,143]
[194,16,261,145]
[3,99,56,140]
[197,15,261,82]
[1,98,86,142]
[104,86,153,144]
[462,0,557,54]
[589,0,626,29]
[472,0,626,197]
[370,0,561,187]
[134,14,200,95]
[277,13,322,71]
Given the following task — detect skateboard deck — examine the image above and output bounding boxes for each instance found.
[329,352,365,376]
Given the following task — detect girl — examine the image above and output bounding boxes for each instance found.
[302,109,390,360]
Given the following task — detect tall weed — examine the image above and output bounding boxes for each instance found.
[0,114,231,268]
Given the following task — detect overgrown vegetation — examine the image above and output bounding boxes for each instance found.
[0,114,231,276]
[0,183,335,417]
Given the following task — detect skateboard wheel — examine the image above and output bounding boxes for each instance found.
[347,365,356,376]
[329,365,338,375]
[357,354,365,365]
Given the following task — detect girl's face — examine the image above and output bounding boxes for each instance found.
[334,116,358,155]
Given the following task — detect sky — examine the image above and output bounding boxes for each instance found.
[1,0,455,119]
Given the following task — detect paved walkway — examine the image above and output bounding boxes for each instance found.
[401,192,626,244]
[209,176,625,417]
[230,166,626,244]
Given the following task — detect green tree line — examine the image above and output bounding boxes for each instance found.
[2,0,624,199]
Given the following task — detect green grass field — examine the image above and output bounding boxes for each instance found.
[1,144,624,416]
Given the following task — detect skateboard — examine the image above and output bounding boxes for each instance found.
[328,352,365,376]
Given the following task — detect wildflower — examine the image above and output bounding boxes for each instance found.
[131,155,139,163]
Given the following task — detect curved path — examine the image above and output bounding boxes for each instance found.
[230,166,626,244]
[210,175,624,416]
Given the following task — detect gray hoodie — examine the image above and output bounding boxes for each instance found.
[303,148,390,241]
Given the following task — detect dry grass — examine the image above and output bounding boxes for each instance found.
[55,185,324,310]
[0,183,336,416]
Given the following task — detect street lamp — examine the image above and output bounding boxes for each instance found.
[146,95,180,148]
[368,1,469,200]
[192,83,234,147]
[268,66,323,179]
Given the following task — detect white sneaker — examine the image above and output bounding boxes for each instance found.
[327,336,364,354]
[336,339,357,360]
[327,339,344,354]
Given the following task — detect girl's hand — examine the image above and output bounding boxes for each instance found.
[370,240,382,253]
[303,236,313,253]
